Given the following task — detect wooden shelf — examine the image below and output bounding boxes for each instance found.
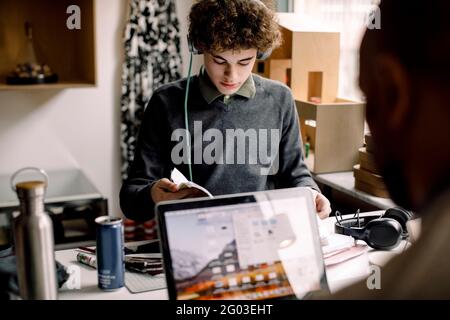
[0,0,96,90]
[0,82,96,91]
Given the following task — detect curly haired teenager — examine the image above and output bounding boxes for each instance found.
[120,0,331,221]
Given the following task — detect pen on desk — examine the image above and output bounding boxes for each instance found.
[76,252,97,269]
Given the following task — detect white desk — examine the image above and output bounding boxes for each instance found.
[56,247,168,300]
[56,211,406,300]
[314,171,395,210]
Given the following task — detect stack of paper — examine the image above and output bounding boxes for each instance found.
[321,233,368,267]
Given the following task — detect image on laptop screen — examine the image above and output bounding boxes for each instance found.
[157,188,328,300]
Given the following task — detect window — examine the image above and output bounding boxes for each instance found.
[276,0,294,12]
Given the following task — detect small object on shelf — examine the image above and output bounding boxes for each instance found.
[304,138,310,158]
[6,22,58,85]
[6,62,58,85]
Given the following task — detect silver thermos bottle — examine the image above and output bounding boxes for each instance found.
[11,168,58,300]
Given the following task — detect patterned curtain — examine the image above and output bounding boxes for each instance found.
[121,0,182,180]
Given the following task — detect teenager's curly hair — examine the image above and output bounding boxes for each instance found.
[189,0,282,53]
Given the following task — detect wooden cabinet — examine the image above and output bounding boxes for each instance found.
[0,0,96,90]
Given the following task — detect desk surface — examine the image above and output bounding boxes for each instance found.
[56,211,407,300]
[314,171,395,210]
[57,247,168,300]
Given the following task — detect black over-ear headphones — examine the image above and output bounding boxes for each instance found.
[187,0,273,60]
[334,207,414,250]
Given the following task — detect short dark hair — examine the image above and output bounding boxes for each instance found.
[188,0,282,53]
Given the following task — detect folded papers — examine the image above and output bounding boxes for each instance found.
[324,245,368,266]
[321,233,368,267]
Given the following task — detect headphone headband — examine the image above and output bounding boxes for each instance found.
[334,215,381,240]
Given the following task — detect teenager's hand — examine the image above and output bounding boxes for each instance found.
[150,178,207,204]
[308,188,332,219]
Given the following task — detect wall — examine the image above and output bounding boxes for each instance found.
[0,0,198,217]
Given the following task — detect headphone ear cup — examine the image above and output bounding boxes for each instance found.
[187,35,202,55]
[383,207,413,239]
[257,48,272,60]
[365,218,403,250]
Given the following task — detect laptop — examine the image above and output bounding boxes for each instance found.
[155,187,329,300]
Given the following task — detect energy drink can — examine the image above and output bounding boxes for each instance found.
[95,216,124,291]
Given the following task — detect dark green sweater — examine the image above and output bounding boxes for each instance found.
[120,73,319,221]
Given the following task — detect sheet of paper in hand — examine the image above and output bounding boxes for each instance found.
[171,168,213,198]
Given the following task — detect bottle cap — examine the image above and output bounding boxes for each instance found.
[10,167,48,198]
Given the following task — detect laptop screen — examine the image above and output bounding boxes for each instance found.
[156,188,328,300]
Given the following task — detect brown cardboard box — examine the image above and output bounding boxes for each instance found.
[359,147,381,175]
[254,59,292,85]
[296,99,366,173]
[365,133,375,153]
[354,179,390,198]
[252,19,340,103]
[252,14,366,174]
[353,164,386,189]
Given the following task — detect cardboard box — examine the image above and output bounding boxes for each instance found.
[365,133,375,153]
[353,164,386,189]
[253,16,340,103]
[252,14,366,174]
[354,179,390,198]
[296,99,366,173]
[255,59,292,85]
[358,147,381,175]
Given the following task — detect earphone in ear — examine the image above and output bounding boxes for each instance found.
[334,207,414,250]
[187,35,201,55]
